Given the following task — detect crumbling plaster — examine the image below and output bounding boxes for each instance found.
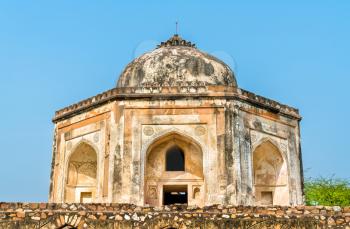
[49,88,303,206]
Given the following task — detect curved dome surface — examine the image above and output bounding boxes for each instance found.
[117,35,237,88]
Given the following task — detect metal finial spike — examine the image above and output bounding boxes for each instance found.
[175,21,178,35]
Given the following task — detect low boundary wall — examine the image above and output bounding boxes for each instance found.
[0,203,349,228]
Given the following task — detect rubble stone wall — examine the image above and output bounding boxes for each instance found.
[0,203,349,228]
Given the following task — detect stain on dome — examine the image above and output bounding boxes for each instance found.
[116,35,237,88]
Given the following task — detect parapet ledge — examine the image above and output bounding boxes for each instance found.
[53,86,300,122]
[237,88,301,120]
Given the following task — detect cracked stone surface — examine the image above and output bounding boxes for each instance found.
[117,35,237,88]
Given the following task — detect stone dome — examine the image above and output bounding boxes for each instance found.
[116,35,237,88]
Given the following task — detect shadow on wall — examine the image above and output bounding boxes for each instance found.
[253,140,289,206]
[65,142,97,203]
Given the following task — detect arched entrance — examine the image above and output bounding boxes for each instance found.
[145,133,204,207]
[253,140,289,205]
[64,142,97,203]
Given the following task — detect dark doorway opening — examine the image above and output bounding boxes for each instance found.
[166,146,185,171]
[163,185,187,205]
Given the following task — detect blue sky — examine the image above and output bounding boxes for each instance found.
[0,1,349,201]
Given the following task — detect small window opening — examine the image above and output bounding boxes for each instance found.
[166,145,185,171]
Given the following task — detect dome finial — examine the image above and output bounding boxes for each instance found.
[157,33,196,49]
[175,21,178,35]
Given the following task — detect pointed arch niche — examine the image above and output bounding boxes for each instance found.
[253,139,289,206]
[144,133,204,207]
[64,142,97,203]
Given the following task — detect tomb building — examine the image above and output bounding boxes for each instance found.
[49,34,304,206]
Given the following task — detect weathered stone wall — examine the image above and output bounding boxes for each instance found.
[0,203,349,228]
[49,85,303,206]
[230,97,303,206]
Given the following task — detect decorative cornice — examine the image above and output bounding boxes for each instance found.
[157,34,196,49]
[52,86,301,123]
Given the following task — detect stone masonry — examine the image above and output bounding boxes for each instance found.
[0,203,349,228]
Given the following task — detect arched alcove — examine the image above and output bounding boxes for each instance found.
[65,142,97,203]
[193,187,200,199]
[145,133,204,207]
[253,140,289,205]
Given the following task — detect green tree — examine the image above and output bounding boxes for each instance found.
[304,176,350,206]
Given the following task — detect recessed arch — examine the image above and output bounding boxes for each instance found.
[55,214,83,228]
[252,139,289,205]
[143,129,206,157]
[145,132,203,178]
[64,141,97,203]
[66,139,99,162]
[252,137,288,163]
[144,132,204,207]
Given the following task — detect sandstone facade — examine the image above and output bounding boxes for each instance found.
[49,35,304,207]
